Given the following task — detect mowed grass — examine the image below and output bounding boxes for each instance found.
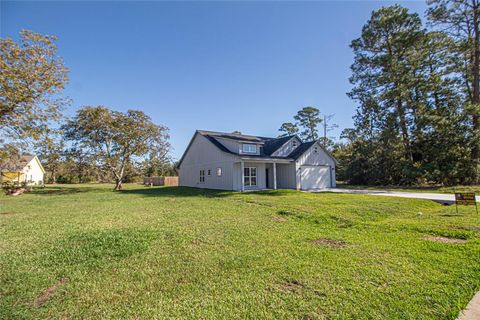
[337,183,480,194]
[1,184,479,319]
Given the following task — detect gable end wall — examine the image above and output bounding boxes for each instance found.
[295,142,336,188]
[178,134,237,190]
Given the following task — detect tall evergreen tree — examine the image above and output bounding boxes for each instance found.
[349,6,425,170]
[345,4,472,185]
[294,107,322,141]
[427,0,480,183]
[278,122,299,137]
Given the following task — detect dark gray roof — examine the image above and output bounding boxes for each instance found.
[197,130,297,157]
[176,130,336,168]
[1,155,35,172]
[262,136,293,156]
[197,130,267,144]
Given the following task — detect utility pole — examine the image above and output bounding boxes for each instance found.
[322,114,338,148]
[323,115,327,147]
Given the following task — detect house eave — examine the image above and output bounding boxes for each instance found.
[238,156,294,163]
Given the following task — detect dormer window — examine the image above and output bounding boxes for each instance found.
[242,144,257,153]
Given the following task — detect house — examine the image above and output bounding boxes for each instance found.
[0,155,45,186]
[176,130,337,191]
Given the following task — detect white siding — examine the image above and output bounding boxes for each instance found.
[23,157,44,185]
[276,163,296,189]
[178,134,237,190]
[295,142,336,188]
[272,137,302,157]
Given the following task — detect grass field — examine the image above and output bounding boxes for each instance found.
[336,183,480,194]
[1,184,479,319]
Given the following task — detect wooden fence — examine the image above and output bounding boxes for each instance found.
[143,176,178,186]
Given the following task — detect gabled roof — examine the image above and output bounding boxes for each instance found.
[287,140,339,164]
[197,130,299,157]
[262,135,295,156]
[0,155,45,173]
[176,130,337,168]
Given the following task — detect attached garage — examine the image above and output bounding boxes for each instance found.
[293,141,337,190]
[300,165,332,190]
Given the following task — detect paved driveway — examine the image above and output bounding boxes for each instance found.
[311,188,480,205]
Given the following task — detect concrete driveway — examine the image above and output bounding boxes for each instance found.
[311,188,480,205]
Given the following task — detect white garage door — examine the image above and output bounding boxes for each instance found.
[300,166,331,190]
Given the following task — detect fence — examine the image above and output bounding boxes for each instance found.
[143,176,179,187]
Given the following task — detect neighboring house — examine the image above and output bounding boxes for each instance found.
[176,130,337,191]
[0,155,45,186]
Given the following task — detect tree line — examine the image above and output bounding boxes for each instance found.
[334,1,480,186]
[0,30,174,190]
[3,1,479,189]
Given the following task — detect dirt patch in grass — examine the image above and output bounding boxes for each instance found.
[273,216,288,222]
[0,211,15,215]
[278,280,305,293]
[310,238,346,248]
[33,277,68,307]
[191,238,209,246]
[424,235,467,244]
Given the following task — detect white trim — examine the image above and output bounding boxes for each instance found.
[239,157,293,163]
[241,143,257,154]
[243,167,257,187]
[273,162,277,190]
[240,161,245,192]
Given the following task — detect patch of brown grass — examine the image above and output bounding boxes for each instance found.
[310,238,346,248]
[423,236,467,244]
[272,216,288,222]
[277,280,305,293]
[33,278,68,307]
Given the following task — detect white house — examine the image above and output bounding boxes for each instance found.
[176,130,337,191]
[0,155,46,186]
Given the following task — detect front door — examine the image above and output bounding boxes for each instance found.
[265,168,270,188]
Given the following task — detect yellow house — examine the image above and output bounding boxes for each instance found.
[1,155,46,186]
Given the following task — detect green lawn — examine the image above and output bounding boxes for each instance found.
[1,184,479,319]
[336,183,480,194]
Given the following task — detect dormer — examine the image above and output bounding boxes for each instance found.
[239,143,259,155]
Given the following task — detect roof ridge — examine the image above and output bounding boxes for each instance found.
[196,129,295,141]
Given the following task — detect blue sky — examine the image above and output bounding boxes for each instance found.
[1,1,426,160]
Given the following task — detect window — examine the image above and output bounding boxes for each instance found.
[292,140,297,147]
[314,146,318,153]
[199,170,205,183]
[243,167,257,186]
[207,169,211,176]
[242,144,257,153]
[216,167,222,176]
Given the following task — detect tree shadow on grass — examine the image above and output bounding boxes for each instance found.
[31,185,108,196]
[120,186,233,198]
[120,186,295,198]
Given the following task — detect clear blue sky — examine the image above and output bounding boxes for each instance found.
[1,1,426,160]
